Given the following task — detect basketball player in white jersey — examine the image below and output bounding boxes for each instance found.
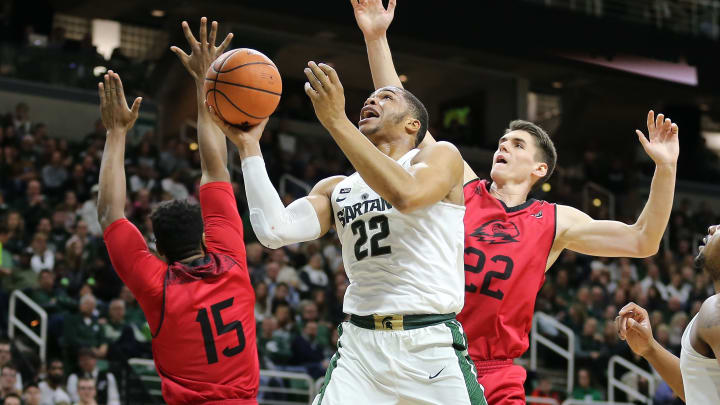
[207,62,486,403]
[617,225,720,404]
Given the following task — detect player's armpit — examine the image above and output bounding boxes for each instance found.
[555,204,659,258]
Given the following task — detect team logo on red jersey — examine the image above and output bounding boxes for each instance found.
[470,219,520,244]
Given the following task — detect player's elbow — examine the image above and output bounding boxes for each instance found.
[636,241,660,258]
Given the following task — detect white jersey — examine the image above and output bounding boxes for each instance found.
[331,149,465,316]
[680,315,720,404]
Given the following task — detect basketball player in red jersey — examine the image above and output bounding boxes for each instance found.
[99,19,261,404]
[352,1,679,403]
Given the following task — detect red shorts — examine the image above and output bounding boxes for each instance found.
[475,360,526,405]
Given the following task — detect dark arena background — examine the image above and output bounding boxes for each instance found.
[0,0,719,404]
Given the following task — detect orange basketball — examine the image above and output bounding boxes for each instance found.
[204,48,282,126]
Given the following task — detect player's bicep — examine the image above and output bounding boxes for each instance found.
[308,176,344,236]
[199,182,245,256]
[558,205,646,257]
[403,142,463,211]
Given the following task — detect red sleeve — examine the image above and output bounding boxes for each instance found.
[103,219,166,332]
[199,182,247,264]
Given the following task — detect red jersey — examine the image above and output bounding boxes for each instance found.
[104,182,258,405]
[457,179,556,361]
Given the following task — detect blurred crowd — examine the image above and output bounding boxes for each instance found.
[0,95,716,405]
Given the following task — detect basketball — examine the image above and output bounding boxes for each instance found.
[204,48,282,126]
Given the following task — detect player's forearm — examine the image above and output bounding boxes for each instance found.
[196,82,230,184]
[365,34,403,90]
[326,118,416,210]
[631,163,677,256]
[643,339,685,401]
[97,130,127,230]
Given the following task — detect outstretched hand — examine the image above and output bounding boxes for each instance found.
[170,17,233,84]
[304,61,347,129]
[351,0,397,40]
[98,70,141,134]
[636,110,679,166]
[205,102,269,150]
[616,302,655,357]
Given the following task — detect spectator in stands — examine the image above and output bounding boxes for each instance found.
[254,282,270,322]
[291,321,327,379]
[29,233,53,273]
[48,211,70,253]
[62,295,106,361]
[66,348,119,405]
[572,368,603,401]
[73,377,97,405]
[576,317,607,368]
[530,377,560,401]
[128,164,156,193]
[76,186,100,237]
[0,365,18,399]
[298,253,328,298]
[0,341,19,392]
[117,287,144,327]
[39,359,71,405]
[42,151,68,200]
[22,180,49,233]
[4,212,25,256]
[2,393,20,405]
[12,103,30,136]
[640,262,669,300]
[22,383,42,405]
[269,249,300,289]
[29,270,75,316]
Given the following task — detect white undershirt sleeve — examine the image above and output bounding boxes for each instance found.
[241,156,322,249]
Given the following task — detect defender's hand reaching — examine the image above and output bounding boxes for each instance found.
[170,17,233,85]
[636,110,679,166]
[98,71,141,134]
[304,62,347,130]
[351,0,397,40]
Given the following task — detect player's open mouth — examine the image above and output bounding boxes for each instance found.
[359,106,380,126]
[495,155,508,165]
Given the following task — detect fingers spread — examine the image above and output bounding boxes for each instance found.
[217,33,233,54]
[209,20,218,47]
[388,0,397,13]
[113,72,126,106]
[170,46,190,62]
[130,97,142,115]
[199,17,208,46]
[181,21,198,48]
[98,82,105,105]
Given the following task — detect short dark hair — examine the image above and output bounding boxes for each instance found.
[150,200,204,263]
[2,393,20,404]
[505,120,557,185]
[397,88,429,147]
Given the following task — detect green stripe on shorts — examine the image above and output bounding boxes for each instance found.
[444,320,487,405]
[317,323,343,405]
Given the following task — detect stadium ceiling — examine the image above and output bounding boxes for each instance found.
[48,0,720,115]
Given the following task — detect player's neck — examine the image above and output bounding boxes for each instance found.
[488,181,530,207]
[370,134,415,161]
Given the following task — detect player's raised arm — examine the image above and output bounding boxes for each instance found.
[616,302,685,401]
[206,106,340,249]
[97,71,142,231]
[555,110,678,258]
[304,62,463,213]
[170,17,234,185]
[351,0,402,89]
